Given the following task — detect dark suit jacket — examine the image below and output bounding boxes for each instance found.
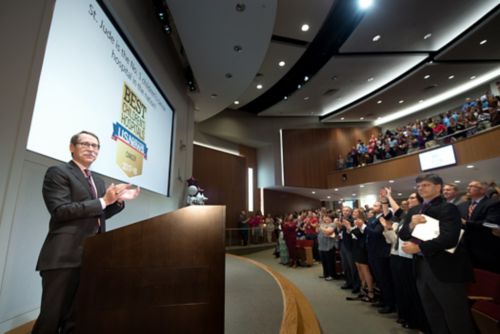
[458,197,500,273]
[365,215,391,258]
[400,196,473,282]
[36,161,124,271]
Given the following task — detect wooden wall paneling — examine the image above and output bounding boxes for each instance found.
[263,189,321,217]
[193,145,246,229]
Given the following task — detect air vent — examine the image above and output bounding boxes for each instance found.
[424,84,438,91]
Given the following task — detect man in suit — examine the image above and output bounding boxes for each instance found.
[443,183,461,205]
[32,131,140,334]
[458,180,500,273]
[401,174,474,334]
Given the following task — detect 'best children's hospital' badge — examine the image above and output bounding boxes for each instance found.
[112,83,148,177]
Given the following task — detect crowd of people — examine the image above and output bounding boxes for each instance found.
[337,93,500,169]
[239,175,500,334]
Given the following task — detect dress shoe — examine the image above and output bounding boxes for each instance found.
[401,322,411,329]
[340,284,352,289]
[378,306,395,314]
[324,276,333,281]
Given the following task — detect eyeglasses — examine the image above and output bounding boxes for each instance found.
[467,184,482,189]
[77,142,100,150]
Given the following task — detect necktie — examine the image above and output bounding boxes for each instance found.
[83,169,97,199]
[468,201,477,219]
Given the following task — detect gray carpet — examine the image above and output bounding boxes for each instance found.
[225,255,282,334]
[243,249,420,334]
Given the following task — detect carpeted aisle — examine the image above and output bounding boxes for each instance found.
[243,249,420,334]
[225,255,282,334]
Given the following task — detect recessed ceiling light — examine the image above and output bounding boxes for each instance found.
[234,100,240,105]
[466,165,475,169]
[454,180,461,183]
[278,60,286,67]
[480,39,487,45]
[360,185,365,188]
[304,76,309,82]
[448,75,455,79]
[297,84,302,89]
[327,196,331,199]
[389,180,395,183]
[360,117,364,120]
[352,193,356,197]
[397,193,402,196]
[424,74,431,79]
[304,96,310,101]
[367,77,374,82]
[424,33,432,40]
[377,100,382,104]
[340,117,345,120]
[334,188,339,191]
[301,24,310,32]
[256,84,263,89]
[398,100,405,104]
[358,0,373,9]
[372,35,381,42]
[312,191,316,194]
[470,76,476,80]
[284,96,288,100]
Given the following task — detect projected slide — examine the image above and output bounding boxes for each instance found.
[27,0,174,196]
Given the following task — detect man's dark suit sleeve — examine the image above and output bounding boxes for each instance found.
[42,166,103,222]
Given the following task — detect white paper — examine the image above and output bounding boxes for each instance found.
[411,214,463,253]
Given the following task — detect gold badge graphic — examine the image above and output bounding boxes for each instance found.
[112,83,148,177]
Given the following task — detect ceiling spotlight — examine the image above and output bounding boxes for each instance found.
[377,100,382,104]
[360,185,365,188]
[304,76,309,82]
[297,84,302,89]
[278,60,286,67]
[367,77,374,82]
[424,33,432,40]
[312,191,316,194]
[397,193,403,196]
[424,74,431,79]
[389,180,395,183]
[480,39,487,45]
[334,188,339,191]
[256,84,263,89]
[234,100,240,105]
[163,24,172,34]
[340,117,345,120]
[358,0,373,9]
[235,3,246,12]
[372,35,381,42]
[327,196,331,199]
[304,96,310,101]
[352,193,357,197]
[448,75,455,79]
[454,180,461,183]
[301,24,310,32]
[398,100,404,104]
[466,165,475,169]
[233,45,243,52]
[284,96,288,100]
[360,117,364,120]
[470,75,476,80]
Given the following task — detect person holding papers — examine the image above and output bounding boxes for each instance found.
[400,174,474,334]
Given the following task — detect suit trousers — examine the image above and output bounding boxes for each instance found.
[415,256,474,334]
[320,248,336,278]
[340,244,360,289]
[32,268,80,334]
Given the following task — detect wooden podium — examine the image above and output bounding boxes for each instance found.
[76,205,226,334]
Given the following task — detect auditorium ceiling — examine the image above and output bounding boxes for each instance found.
[163,0,500,123]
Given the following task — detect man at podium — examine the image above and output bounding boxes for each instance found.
[32,131,140,334]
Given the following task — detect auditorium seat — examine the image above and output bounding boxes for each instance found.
[467,269,500,333]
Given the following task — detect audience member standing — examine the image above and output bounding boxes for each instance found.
[401,174,475,334]
[458,180,500,273]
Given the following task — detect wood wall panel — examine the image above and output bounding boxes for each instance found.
[193,145,246,229]
[264,189,321,217]
[282,127,380,188]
